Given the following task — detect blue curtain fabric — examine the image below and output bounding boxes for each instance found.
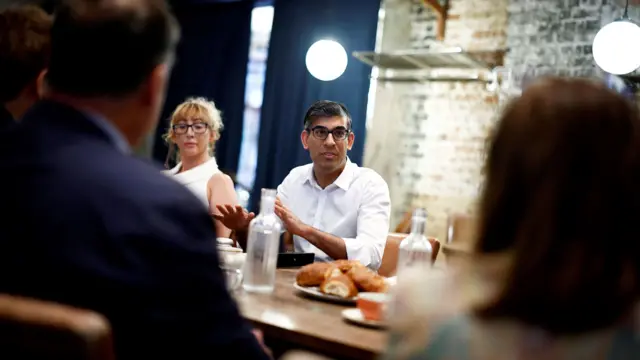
[153,0,254,175]
[249,0,380,211]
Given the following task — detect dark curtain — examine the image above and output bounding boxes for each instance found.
[249,0,380,211]
[152,0,254,175]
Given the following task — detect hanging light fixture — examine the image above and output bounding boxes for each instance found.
[593,0,640,75]
[305,39,348,81]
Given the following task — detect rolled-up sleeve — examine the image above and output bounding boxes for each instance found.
[343,175,390,270]
[276,181,289,207]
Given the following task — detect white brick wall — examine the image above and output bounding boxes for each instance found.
[364,0,630,241]
[365,0,506,241]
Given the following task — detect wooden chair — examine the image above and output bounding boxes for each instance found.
[280,350,334,360]
[394,209,415,234]
[446,213,476,245]
[378,233,441,277]
[0,294,115,360]
[441,213,477,264]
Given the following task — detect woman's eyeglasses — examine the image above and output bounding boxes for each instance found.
[172,123,209,135]
[307,126,350,141]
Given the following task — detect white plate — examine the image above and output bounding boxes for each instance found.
[293,283,356,304]
[385,276,397,287]
[341,308,386,329]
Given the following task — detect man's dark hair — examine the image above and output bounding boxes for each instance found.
[0,5,52,103]
[45,0,180,97]
[303,100,352,130]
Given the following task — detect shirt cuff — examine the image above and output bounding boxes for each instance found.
[343,237,384,270]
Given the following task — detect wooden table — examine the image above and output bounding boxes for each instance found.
[234,269,388,360]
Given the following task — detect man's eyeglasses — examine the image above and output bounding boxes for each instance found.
[307,126,350,141]
[172,123,209,135]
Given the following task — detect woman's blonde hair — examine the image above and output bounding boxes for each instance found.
[163,97,223,167]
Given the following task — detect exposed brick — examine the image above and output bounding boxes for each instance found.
[365,0,631,241]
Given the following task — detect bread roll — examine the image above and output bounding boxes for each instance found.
[333,259,365,273]
[296,262,334,287]
[324,265,342,279]
[319,274,358,298]
[347,267,388,293]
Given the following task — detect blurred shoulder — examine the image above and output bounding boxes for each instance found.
[385,267,472,360]
[75,153,209,222]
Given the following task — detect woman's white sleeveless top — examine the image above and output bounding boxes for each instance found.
[163,158,221,209]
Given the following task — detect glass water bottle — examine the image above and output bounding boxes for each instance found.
[396,208,433,277]
[242,188,283,293]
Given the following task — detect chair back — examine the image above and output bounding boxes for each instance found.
[446,213,477,245]
[394,209,414,234]
[0,294,115,360]
[379,233,441,277]
[280,350,333,360]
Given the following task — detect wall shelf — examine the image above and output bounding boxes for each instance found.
[352,48,506,83]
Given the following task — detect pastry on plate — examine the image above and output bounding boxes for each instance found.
[296,262,334,287]
[324,265,342,279]
[348,267,388,293]
[319,274,358,298]
[333,259,365,273]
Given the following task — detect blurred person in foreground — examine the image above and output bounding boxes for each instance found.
[215,100,390,269]
[0,1,270,359]
[0,4,51,128]
[382,78,639,360]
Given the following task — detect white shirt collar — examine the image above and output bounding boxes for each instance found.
[303,157,356,191]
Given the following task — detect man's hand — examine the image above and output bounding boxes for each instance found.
[213,204,255,231]
[274,198,348,260]
[252,329,273,359]
[275,198,308,237]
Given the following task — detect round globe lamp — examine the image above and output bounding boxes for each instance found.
[305,39,348,81]
[593,20,640,75]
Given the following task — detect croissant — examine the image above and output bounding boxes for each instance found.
[347,267,388,293]
[319,274,358,298]
[296,262,334,287]
[324,265,342,279]
[333,259,365,273]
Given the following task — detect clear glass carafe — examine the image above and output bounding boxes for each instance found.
[242,189,283,293]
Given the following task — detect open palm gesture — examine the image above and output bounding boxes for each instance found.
[213,204,255,231]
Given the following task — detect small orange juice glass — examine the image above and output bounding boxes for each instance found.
[356,292,389,321]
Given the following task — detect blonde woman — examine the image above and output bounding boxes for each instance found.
[163,97,237,238]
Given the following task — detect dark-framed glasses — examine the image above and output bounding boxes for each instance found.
[172,123,209,135]
[307,126,350,141]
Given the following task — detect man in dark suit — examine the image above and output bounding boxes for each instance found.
[0,5,51,129]
[0,1,270,359]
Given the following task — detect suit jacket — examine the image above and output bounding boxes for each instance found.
[0,105,14,131]
[0,100,269,360]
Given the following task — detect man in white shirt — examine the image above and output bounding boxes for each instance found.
[216,100,390,269]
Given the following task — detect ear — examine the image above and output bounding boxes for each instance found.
[36,69,47,98]
[301,130,310,150]
[143,63,170,106]
[347,132,355,150]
